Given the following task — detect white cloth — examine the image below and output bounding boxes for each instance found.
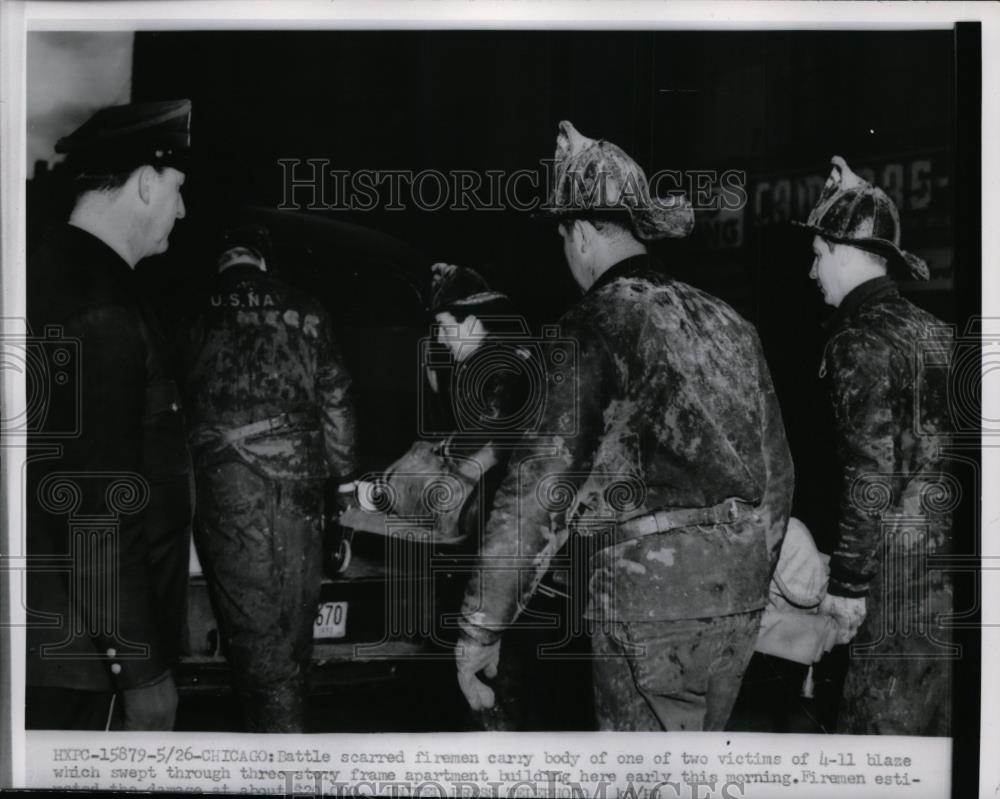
[755,517,839,665]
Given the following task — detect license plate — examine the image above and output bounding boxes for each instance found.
[313,601,348,639]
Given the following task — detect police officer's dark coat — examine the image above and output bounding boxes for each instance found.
[460,255,794,640]
[27,224,194,692]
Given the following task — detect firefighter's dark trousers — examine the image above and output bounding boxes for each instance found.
[836,520,953,736]
[195,461,324,732]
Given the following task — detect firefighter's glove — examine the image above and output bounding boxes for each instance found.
[820,594,867,645]
[121,670,178,731]
[455,635,500,711]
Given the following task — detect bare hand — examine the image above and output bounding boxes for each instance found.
[455,637,500,711]
[820,594,867,645]
[121,671,178,731]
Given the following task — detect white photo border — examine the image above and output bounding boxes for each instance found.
[2,2,997,797]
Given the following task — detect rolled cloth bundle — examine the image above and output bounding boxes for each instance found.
[338,440,496,544]
[755,517,839,667]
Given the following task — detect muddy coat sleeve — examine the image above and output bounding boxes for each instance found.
[753,332,795,574]
[316,316,357,481]
[459,321,616,644]
[826,328,896,598]
[442,346,535,471]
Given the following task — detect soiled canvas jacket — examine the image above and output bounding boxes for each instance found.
[27,224,194,692]
[179,264,356,481]
[461,255,793,639]
[821,276,953,597]
[442,336,534,458]
[339,335,534,542]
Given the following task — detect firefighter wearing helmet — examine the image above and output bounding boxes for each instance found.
[797,156,953,735]
[454,121,794,731]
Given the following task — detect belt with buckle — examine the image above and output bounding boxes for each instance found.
[191,410,316,457]
[593,496,759,552]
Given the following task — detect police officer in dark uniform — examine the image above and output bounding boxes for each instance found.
[178,226,357,732]
[455,121,794,731]
[26,100,194,730]
[798,156,953,735]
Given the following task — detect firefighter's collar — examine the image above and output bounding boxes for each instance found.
[586,254,662,296]
[823,275,898,334]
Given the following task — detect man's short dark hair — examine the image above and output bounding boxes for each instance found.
[559,211,635,240]
[69,161,164,199]
[443,298,516,331]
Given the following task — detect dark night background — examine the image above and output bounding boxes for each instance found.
[120,29,961,553]
[25,28,979,755]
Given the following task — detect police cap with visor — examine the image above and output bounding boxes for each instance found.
[56,99,192,176]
